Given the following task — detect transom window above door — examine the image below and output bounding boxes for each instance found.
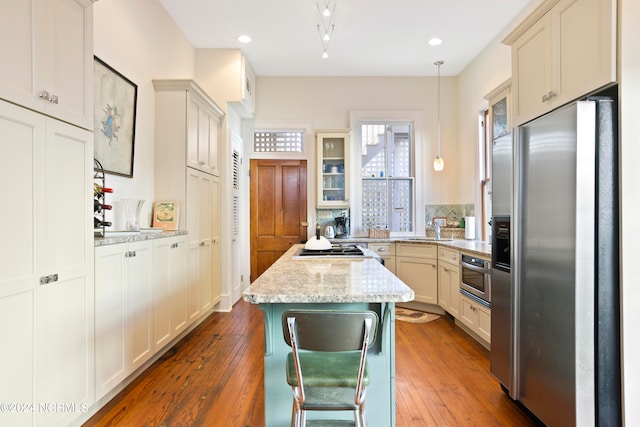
[253,131,303,153]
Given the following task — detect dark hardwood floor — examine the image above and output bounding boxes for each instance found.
[84,301,540,426]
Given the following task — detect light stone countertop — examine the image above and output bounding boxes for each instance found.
[437,240,492,259]
[242,244,415,304]
[94,229,187,246]
[331,237,492,258]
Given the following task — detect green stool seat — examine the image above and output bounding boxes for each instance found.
[286,351,370,388]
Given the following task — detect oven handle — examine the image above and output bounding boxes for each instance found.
[460,261,491,274]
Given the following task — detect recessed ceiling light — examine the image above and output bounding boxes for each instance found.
[428,38,443,46]
[237,35,252,44]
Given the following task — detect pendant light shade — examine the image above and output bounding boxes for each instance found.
[433,155,444,171]
[434,60,445,172]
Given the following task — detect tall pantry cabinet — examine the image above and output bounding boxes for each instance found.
[153,80,223,318]
[0,1,94,426]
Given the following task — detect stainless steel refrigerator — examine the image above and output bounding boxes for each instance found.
[507,92,621,426]
[490,132,512,392]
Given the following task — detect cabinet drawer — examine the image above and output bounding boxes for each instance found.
[438,247,459,265]
[396,243,437,258]
[369,242,395,256]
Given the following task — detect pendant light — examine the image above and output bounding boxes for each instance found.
[433,60,445,172]
[317,0,335,59]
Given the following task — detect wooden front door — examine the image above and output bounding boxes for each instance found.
[250,159,308,281]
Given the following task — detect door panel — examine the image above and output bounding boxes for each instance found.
[250,159,307,281]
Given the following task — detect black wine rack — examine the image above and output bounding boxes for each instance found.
[93,159,110,237]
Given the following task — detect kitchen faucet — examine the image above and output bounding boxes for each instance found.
[428,221,441,240]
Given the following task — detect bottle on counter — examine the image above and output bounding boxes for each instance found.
[94,217,112,228]
[94,199,113,212]
[93,183,113,196]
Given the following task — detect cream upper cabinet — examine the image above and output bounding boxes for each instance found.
[317,130,350,208]
[235,54,256,118]
[194,50,255,118]
[485,80,512,140]
[0,0,94,130]
[187,91,221,176]
[154,80,224,177]
[505,0,616,125]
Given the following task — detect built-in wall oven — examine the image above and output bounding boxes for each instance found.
[460,254,491,307]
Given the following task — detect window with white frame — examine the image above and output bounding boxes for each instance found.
[360,123,414,233]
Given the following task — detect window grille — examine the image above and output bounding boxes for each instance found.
[253,131,303,152]
[360,123,414,233]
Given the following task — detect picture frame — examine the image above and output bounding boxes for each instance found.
[433,217,448,228]
[152,201,179,230]
[93,56,138,177]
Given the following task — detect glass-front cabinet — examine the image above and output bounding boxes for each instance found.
[488,81,511,140]
[317,130,349,208]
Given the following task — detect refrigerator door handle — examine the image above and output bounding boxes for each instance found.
[575,101,597,426]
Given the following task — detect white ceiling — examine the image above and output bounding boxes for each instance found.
[158,0,536,77]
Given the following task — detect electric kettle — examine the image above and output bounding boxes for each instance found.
[324,225,335,239]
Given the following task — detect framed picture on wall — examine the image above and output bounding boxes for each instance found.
[152,201,179,230]
[433,217,448,228]
[93,56,138,177]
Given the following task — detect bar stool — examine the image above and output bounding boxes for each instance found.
[282,310,379,427]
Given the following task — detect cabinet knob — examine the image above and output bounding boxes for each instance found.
[378,247,386,252]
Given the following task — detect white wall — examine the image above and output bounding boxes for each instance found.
[455,32,513,235]
[254,76,461,208]
[620,0,640,423]
[93,0,194,228]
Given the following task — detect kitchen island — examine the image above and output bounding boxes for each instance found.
[242,244,414,427]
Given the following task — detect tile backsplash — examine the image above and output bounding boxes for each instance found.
[425,204,474,227]
[316,208,350,228]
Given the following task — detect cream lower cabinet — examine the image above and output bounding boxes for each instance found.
[459,293,491,344]
[94,240,154,400]
[395,243,438,304]
[369,242,396,274]
[0,100,94,427]
[437,247,460,319]
[185,168,221,322]
[153,235,187,351]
